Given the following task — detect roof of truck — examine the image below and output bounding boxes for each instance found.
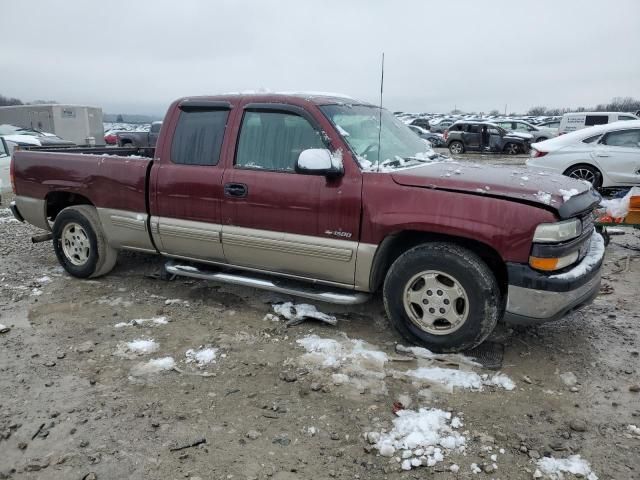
[177,92,373,107]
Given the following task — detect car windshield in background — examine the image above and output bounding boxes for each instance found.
[320,105,439,170]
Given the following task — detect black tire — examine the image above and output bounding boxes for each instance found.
[448,141,465,154]
[52,205,118,279]
[563,164,602,188]
[383,243,501,353]
[504,143,520,155]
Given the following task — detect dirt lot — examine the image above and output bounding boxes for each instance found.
[1,181,639,479]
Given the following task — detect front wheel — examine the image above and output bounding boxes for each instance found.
[383,243,501,353]
[52,205,118,278]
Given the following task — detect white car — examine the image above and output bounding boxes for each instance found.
[492,120,557,143]
[527,120,640,188]
[0,137,13,202]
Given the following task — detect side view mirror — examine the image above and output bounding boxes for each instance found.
[295,149,343,177]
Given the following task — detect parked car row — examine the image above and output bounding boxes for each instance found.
[0,124,75,147]
[407,125,445,147]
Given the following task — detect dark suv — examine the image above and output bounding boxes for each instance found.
[444,121,531,155]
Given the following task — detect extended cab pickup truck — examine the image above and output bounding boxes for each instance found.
[117,121,162,147]
[9,93,605,352]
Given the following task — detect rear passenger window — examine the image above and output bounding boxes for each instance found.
[171,109,229,165]
[601,129,640,148]
[584,115,609,126]
[619,115,637,121]
[235,111,324,171]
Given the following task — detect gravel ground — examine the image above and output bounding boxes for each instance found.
[1,187,639,480]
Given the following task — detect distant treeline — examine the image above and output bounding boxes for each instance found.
[526,97,640,116]
[103,113,162,124]
[0,94,57,107]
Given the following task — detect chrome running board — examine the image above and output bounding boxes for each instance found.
[165,261,370,305]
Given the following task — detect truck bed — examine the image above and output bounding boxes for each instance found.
[12,146,154,231]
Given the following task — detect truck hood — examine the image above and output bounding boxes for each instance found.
[391,161,600,218]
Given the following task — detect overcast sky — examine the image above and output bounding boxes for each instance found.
[3,0,639,116]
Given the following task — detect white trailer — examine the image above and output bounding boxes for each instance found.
[0,104,105,145]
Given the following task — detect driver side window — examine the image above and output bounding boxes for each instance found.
[0,140,7,157]
[235,111,324,172]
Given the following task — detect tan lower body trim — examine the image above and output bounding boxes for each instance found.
[221,226,359,286]
[97,208,156,251]
[355,243,378,292]
[14,196,49,231]
[152,216,225,262]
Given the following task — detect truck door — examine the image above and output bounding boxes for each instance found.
[149,101,232,262]
[220,103,362,286]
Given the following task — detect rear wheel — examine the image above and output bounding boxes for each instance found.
[563,164,602,188]
[52,205,118,278]
[383,243,501,352]
[449,141,464,154]
[504,143,520,155]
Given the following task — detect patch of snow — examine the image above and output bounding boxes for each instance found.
[535,191,553,205]
[165,298,188,306]
[600,186,640,219]
[550,232,604,280]
[114,316,168,328]
[405,368,516,393]
[484,373,516,390]
[536,454,598,480]
[521,176,529,181]
[369,407,465,471]
[97,296,133,307]
[273,302,337,326]
[559,188,580,202]
[36,276,51,283]
[296,334,388,394]
[628,424,640,437]
[335,124,350,137]
[31,288,43,296]
[185,346,218,366]
[126,339,159,355]
[131,356,176,375]
[406,367,483,391]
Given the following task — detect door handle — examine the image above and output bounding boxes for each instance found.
[595,153,610,157]
[224,183,248,198]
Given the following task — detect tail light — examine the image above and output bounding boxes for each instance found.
[531,149,547,158]
[443,129,449,141]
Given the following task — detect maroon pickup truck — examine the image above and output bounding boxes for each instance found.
[9,93,604,352]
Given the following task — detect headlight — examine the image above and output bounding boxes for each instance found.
[533,219,581,243]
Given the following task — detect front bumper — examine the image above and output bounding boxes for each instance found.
[504,233,605,325]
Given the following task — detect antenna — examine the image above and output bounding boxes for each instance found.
[376,52,385,173]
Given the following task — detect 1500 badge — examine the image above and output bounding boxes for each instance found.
[325,230,353,239]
